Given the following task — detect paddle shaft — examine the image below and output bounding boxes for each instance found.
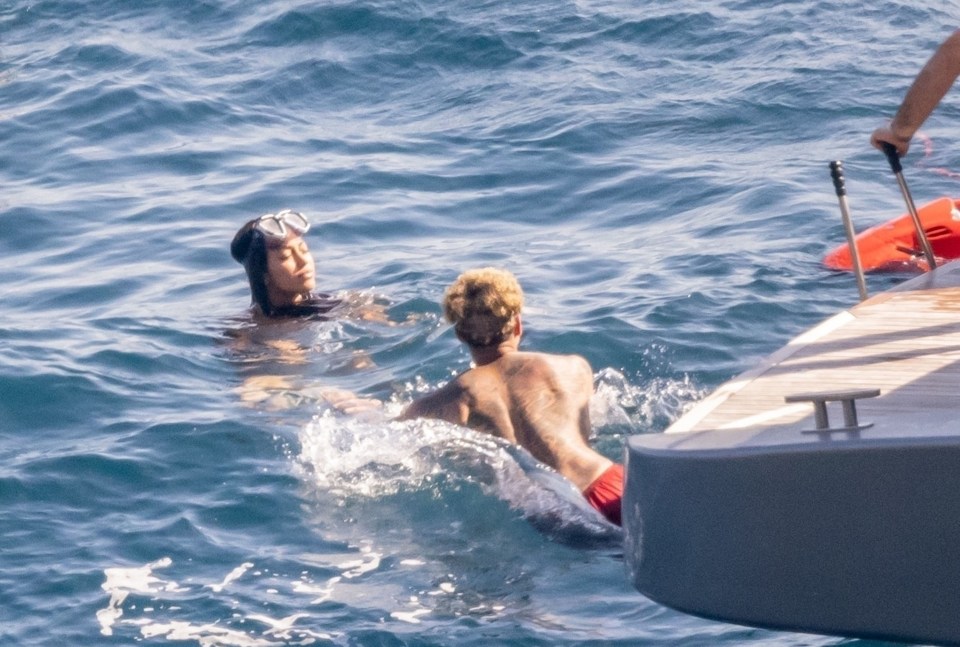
[829,161,868,301]
[881,143,938,270]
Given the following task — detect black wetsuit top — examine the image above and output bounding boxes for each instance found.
[268,293,342,319]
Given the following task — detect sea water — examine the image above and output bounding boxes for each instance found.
[1,0,955,644]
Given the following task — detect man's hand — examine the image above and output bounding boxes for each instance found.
[318,387,383,415]
[870,121,911,156]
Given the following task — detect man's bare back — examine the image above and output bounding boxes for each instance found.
[402,351,612,491]
[400,267,623,525]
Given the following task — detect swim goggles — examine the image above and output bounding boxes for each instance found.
[254,209,310,240]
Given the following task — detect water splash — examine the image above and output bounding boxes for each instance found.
[295,402,625,545]
[592,366,707,433]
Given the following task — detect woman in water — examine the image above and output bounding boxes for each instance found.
[230,209,342,319]
[229,209,380,413]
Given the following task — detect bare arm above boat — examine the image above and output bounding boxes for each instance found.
[871,29,960,156]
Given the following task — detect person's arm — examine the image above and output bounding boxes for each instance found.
[398,380,470,425]
[238,375,381,413]
[872,30,960,155]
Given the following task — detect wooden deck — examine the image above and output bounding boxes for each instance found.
[667,260,960,438]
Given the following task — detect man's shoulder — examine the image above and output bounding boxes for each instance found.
[509,351,591,372]
[489,352,592,387]
[400,374,469,422]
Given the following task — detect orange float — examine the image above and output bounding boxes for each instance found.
[823,196,960,272]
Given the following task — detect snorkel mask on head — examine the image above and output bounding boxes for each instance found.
[231,210,311,264]
[253,209,310,241]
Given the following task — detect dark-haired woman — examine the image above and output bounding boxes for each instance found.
[230,209,342,319]
[229,209,382,414]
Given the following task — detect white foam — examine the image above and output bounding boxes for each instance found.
[292,578,338,604]
[206,561,254,593]
[98,557,184,636]
[338,551,382,579]
[138,620,278,646]
[390,605,432,624]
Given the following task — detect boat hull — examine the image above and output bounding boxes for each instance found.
[624,430,960,645]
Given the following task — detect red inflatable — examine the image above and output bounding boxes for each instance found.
[824,196,960,272]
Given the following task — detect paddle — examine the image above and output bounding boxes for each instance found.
[829,160,869,300]
[881,142,938,270]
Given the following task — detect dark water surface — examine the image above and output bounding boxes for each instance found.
[2,1,956,644]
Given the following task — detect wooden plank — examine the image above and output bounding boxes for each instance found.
[668,264,960,435]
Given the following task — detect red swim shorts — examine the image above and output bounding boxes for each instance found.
[583,463,624,526]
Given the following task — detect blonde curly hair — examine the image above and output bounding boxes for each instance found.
[443,268,523,348]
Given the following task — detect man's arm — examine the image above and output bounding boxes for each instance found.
[872,30,960,155]
[398,380,470,425]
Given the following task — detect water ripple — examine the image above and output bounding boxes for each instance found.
[1,0,949,643]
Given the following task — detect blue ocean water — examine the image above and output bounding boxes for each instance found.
[2,0,956,644]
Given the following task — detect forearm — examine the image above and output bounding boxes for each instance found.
[890,30,960,140]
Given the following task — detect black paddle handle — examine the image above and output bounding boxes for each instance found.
[829,160,846,197]
[880,140,937,269]
[829,159,869,300]
[881,142,903,174]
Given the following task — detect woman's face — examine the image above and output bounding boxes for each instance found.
[265,233,316,306]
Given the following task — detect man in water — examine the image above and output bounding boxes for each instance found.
[399,267,623,525]
[871,29,960,156]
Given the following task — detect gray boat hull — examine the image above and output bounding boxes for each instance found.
[624,429,960,645]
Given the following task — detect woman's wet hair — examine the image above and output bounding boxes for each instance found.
[231,218,275,316]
